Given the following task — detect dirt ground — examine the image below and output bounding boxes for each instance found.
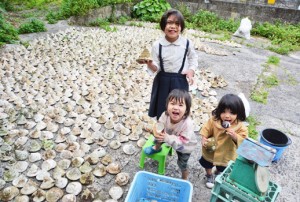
[3,20,300,202]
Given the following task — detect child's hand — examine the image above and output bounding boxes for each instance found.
[153,124,165,142]
[226,129,237,142]
[182,69,194,85]
[201,136,208,147]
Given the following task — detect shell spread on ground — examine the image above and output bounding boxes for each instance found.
[0,23,228,201]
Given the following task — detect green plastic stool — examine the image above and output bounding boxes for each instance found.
[139,135,173,175]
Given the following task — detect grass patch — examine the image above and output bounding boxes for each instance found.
[250,88,268,104]
[264,74,279,87]
[246,115,260,140]
[18,18,47,34]
[267,55,280,65]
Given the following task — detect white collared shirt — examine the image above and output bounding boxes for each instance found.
[151,35,198,73]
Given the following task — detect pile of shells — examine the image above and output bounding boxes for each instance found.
[0,22,229,201]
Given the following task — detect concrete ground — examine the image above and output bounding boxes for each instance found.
[8,21,300,201]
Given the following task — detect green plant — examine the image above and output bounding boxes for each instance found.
[128,21,143,27]
[132,0,171,22]
[246,115,260,140]
[0,13,19,45]
[191,10,239,33]
[175,2,192,22]
[60,0,98,18]
[116,16,130,25]
[97,0,131,7]
[89,17,117,31]
[267,55,280,65]
[252,21,300,54]
[264,74,279,88]
[250,88,268,104]
[18,18,47,34]
[46,10,60,24]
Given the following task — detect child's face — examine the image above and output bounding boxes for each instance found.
[220,109,237,125]
[167,98,186,124]
[164,15,181,43]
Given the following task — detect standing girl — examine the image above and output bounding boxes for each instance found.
[139,9,198,119]
[144,89,197,180]
[199,94,248,188]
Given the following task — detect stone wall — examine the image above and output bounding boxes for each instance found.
[68,1,300,25]
[168,0,300,24]
[69,4,132,25]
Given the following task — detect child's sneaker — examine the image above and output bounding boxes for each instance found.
[205,174,214,189]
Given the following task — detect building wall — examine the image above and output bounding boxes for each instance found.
[168,0,300,24]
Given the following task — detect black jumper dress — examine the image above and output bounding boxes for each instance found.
[148,40,190,119]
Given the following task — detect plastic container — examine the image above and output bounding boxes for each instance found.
[125,171,193,202]
[210,161,281,202]
[268,0,276,4]
[260,128,292,162]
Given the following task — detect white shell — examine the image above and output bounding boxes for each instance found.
[0,186,20,201]
[61,194,77,202]
[55,177,68,189]
[12,174,28,188]
[41,159,57,171]
[46,187,64,202]
[109,186,123,200]
[123,144,136,155]
[29,152,42,162]
[115,172,130,186]
[66,182,82,195]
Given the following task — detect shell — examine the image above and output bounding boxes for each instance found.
[36,170,51,181]
[4,168,19,182]
[26,164,39,177]
[66,168,81,180]
[71,157,84,167]
[46,187,64,202]
[137,137,146,148]
[42,149,56,160]
[101,154,112,166]
[61,194,77,202]
[41,159,57,171]
[109,186,123,200]
[55,177,68,189]
[66,182,82,195]
[40,176,55,189]
[0,186,19,201]
[103,130,115,140]
[20,180,38,195]
[15,150,29,160]
[92,164,107,177]
[79,162,93,173]
[12,174,28,188]
[106,162,121,174]
[109,140,121,150]
[81,188,94,201]
[80,172,94,185]
[32,189,46,202]
[115,172,130,186]
[57,159,71,170]
[122,144,136,155]
[29,152,42,162]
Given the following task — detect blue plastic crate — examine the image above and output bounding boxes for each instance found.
[125,171,193,202]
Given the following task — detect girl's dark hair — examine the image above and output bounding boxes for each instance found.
[165,89,191,117]
[160,9,185,32]
[212,94,246,122]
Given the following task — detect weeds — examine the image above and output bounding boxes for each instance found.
[267,55,280,65]
[0,13,19,46]
[18,18,47,34]
[246,115,260,140]
[250,88,269,104]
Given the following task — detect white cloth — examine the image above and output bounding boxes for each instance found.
[159,113,197,154]
[151,35,198,73]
